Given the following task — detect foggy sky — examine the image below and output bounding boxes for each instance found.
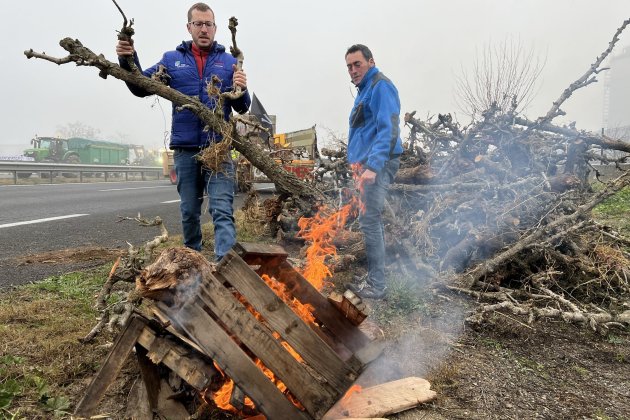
[1,0,628,155]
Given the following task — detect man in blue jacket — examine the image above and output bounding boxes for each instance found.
[116,3,251,261]
[345,44,403,300]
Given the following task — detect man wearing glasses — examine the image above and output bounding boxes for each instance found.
[116,3,251,261]
[345,44,403,300]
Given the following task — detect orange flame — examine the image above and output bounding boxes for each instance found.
[297,201,358,290]
[296,163,367,290]
[261,274,316,327]
[208,274,316,414]
[341,384,363,403]
[209,361,256,413]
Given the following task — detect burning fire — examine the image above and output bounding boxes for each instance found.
[206,273,316,414]
[206,164,370,415]
[261,274,316,326]
[297,200,358,290]
[296,163,367,290]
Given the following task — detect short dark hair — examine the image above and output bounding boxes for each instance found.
[345,44,373,61]
[188,3,214,22]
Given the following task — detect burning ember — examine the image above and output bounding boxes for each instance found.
[341,384,363,404]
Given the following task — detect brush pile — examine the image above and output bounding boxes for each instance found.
[287,20,630,332]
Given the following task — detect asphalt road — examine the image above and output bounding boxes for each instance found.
[0,179,250,287]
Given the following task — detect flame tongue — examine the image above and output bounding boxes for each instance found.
[297,163,365,290]
[297,200,358,290]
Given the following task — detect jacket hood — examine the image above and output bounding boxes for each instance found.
[176,40,226,54]
[357,66,379,91]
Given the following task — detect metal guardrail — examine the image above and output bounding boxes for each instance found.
[0,161,164,184]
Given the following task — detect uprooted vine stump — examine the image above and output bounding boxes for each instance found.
[74,244,435,419]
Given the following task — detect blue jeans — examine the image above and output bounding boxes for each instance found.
[359,158,400,290]
[173,148,236,260]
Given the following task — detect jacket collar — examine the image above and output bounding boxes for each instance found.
[176,40,226,54]
[357,66,379,91]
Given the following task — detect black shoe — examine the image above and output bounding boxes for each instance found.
[347,280,366,294]
[347,282,386,300]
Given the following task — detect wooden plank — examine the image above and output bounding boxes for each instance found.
[135,344,161,411]
[124,376,153,420]
[73,315,147,417]
[234,241,289,259]
[216,252,358,387]
[321,377,437,420]
[136,327,215,391]
[192,275,338,418]
[160,300,310,420]
[260,258,371,353]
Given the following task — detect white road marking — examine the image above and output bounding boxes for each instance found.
[99,186,174,192]
[161,199,181,204]
[0,214,89,229]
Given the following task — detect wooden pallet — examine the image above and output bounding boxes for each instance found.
[75,243,382,420]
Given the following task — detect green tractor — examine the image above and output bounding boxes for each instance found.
[21,136,130,178]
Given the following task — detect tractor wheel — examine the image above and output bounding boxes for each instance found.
[40,159,57,178]
[62,155,81,178]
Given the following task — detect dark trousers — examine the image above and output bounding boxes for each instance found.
[358,158,400,289]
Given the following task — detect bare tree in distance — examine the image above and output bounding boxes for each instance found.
[320,126,348,150]
[455,38,546,120]
[55,121,101,139]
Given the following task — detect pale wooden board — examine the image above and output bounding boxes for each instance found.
[125,377,189,419]
[124,376,152,420]
[322,377,437,420]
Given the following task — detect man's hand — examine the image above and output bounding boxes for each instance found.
[360,169,377,185]
[116,40,135,57]
[232,64,247,89]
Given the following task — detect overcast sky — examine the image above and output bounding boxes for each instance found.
[1,1,628,154]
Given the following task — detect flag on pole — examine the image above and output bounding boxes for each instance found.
[250,93,274,144]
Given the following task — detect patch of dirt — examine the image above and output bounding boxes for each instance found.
[357,293,630,420]
[15,246,122,266]
[0,247,125,287]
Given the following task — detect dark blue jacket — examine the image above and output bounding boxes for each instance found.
[348,66,403,173]
[120,41,251,149]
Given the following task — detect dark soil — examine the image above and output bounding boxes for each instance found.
[360,293,630,420]
[0,247,122,287]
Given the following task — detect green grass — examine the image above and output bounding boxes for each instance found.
[0,265,117,419]
[372,273,428,323]
[593,185,630,238]
[0,207,275,418]
[593,186,630,217]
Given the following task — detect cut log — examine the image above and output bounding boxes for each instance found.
[394,164,434,184]
[328,290,369,326]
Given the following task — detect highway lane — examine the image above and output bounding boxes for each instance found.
[0,180,214,287]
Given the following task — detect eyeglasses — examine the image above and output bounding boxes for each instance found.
[189,21,215,29]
